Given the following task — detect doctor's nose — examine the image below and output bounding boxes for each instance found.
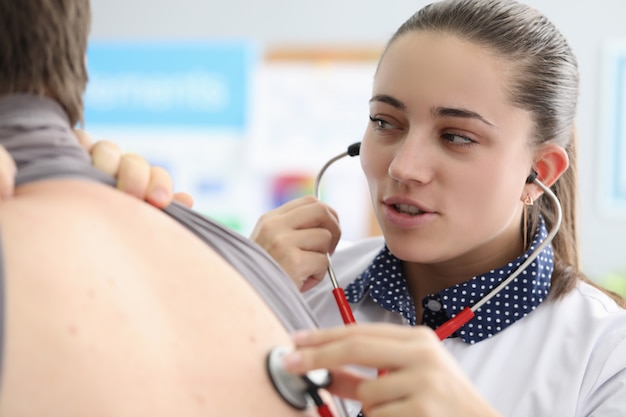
[387,135,434,184]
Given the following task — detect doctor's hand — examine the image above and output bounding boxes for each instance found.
[249,195,341,291]
[0,145,17,202]
[74,130,194,209]
[0,132,193,208]
[282,324,502,417]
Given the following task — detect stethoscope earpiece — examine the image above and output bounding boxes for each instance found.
[347,142,361,157]
[526,169,538,184]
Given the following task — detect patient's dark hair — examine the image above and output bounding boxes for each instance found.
[0,0,91,126]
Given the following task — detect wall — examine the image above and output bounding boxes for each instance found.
[89,0,626,282]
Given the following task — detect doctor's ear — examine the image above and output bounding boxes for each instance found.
[523,143,569,199]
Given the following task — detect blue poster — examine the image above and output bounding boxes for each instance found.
[84,41,256,130]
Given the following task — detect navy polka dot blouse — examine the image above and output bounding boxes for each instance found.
[344,218,553,344]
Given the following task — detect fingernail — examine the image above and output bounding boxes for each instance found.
[282,351,303,370]
[291,330,311,344]
[150,189,168,206]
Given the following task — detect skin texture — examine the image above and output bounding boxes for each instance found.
[0,178,321,417]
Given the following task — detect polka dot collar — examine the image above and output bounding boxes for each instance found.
[344,218,553,344]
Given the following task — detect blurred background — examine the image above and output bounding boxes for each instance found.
[87,0,626,295]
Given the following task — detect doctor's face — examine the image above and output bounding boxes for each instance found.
[361,31,536,270]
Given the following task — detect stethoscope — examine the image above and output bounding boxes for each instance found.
[267,142,562,417]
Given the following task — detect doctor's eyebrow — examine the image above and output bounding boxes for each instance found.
[369,94,406,111]
[370,95,496,128]
[434,106,496,128]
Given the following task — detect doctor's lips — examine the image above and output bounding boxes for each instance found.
[384,197,433,216]
[395,204,425,215]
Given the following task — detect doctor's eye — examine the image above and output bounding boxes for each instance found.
[441,132,477,148]
[369,115,396,130]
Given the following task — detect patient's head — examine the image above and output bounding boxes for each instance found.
[0,0,91,126]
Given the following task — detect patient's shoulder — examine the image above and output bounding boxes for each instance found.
[0,179,320,417]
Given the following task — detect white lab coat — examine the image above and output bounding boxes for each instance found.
[304,237,626,417]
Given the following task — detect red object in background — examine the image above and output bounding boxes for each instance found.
[271,173,315,208]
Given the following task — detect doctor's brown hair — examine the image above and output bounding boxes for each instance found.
[0,0,91,127]
[385,0,624,306]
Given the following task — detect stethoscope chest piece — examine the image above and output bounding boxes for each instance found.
[266,346,331,410]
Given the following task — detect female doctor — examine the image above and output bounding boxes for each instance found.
[1,0,625,416]
[264,2,626,416]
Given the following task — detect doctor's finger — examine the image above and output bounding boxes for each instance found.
[251,196,339,241]
[0,145,17,199]
[270,245,329,289]
[91,140,122,177]
[320,367,371,401]
[356,369,423,414]
[116,153,151,199]
[322,357,448,415]
[285,335,430,373]
[294,323,438,348]
[281,197,340,229]
[279,202,341,252]
[362,397,429,417]
[267,194,324,215]
[285,326,447,372]
[300,275,325,292]
[254,222,335,265]
[145,166,174,208]
[173,192,194,208]
[74,129,94,151]
[264,195,340,233]
[281,226,337,256]
[286,253,329,290]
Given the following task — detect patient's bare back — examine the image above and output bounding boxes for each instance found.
[0,179,316,417]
